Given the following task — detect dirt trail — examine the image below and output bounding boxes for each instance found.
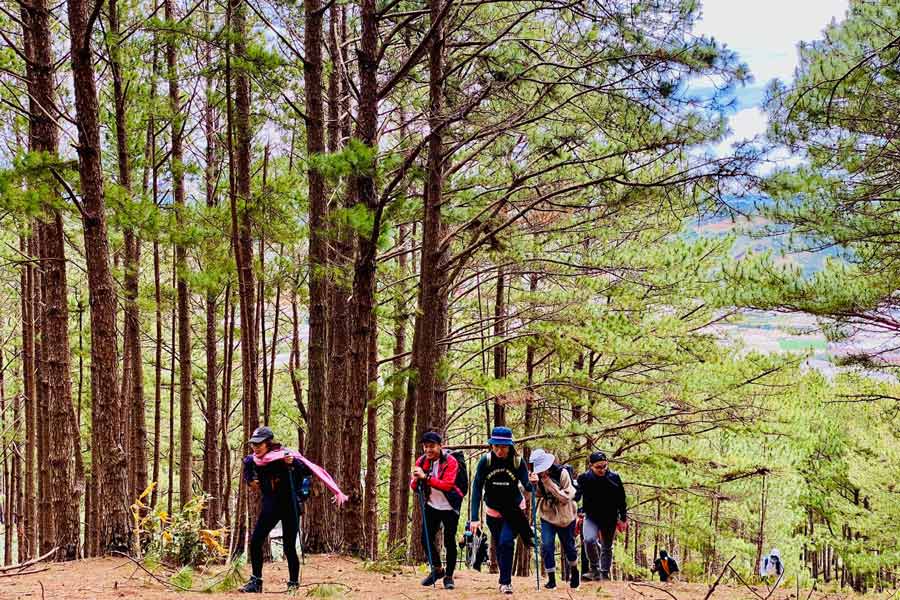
[0,554,856,599]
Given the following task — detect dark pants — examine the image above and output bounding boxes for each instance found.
[486,515,517,585]
[250,495,300,581]
[423,504,459,576]
[583,516,615,574]
[541,519,577,573]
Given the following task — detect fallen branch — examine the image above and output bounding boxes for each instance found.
[0,567,49,578]
[0,547,58,573]
[111,552,193,592]
[630,581,681,600]
[727,566,765,600]
[805,580,817,600]
[704,554,735,600]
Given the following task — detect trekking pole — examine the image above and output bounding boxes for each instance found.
[417,482,436,587]
[286,456,303,585]
[531,491,540,591]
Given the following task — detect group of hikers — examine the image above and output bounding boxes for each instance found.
[242,424,792,594]
[411,426,630,594]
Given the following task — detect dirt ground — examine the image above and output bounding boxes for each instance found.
[0,554,873,600]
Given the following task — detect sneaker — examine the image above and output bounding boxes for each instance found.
[443,575,455,589]
[600,571,611,581]
[570,566,580,589]
[287,580,300,591]
[238,576,263,593]
[421,569,444,586]
[499,584,513,594]
[582,568,602,581]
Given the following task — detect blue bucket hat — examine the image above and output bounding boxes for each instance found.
[487,426,515,446]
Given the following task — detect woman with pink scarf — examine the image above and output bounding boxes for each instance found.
[238,426,347,593]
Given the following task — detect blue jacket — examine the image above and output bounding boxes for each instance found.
[470,451,532,521]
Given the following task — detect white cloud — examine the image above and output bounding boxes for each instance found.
[695,0,849,83]
[712,107,767,155]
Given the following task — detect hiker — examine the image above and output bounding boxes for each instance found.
[410,431,465,589]
[760,548,784,582]
[239,426,347,594]
[528,449,580,589]
[651,550,680,582]
[469,426,534,595]
[576,451,628,582]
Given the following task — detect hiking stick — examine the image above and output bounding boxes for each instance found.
[287,458,303,584]
[417,482,436,587]
[531,491,540,591]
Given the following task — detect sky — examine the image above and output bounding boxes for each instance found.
[693,0,850,153]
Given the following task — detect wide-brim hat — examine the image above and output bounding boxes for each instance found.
[529,449,554,474]
[487,426,515,446]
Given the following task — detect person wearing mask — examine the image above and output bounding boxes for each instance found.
[469,426,533,595]
[410,431,463,589]
[239,427,347,593]
[576,451,627,582]
[651,550,680,582]
[528,449,580,589]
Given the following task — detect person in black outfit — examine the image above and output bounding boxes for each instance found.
[651,550,679,582]
[239,427,311,594]
[575,451,627,581]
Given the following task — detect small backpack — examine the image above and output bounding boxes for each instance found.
[449,450,469,498]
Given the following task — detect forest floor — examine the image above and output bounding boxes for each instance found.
[0,554,879,600]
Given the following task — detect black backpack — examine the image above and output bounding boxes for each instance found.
[450,450,469,498]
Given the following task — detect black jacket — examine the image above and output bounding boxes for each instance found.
[575,469,627,527]
[242,452,312,503]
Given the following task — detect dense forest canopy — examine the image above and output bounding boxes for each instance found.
[0,0,897,594]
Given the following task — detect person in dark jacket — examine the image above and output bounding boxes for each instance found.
[469,426,533,595]
[651,550,679,582]
[238,426,346,593]
[576,451,627,581]
[410,431,462,589]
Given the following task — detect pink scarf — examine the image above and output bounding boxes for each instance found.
[253,448,348,506]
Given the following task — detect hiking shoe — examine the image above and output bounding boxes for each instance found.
[582,568,602,581]
[570,566,580,589]
[600,571,611,581]
[238,576,263,593]
[421,568,444,586]
[499,584,513,594]
[287,580,300,591]
[443,575,455,589]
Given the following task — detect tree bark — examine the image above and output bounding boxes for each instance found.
[67,0,130,552]
[409,0,447,563]
[364,325,379,559]
[18,234,35,560]
[164,0,194,508]
[303,0,330,554]
[387,225,409,551]
[201,10,221,525]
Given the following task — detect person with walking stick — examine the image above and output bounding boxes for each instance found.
[529,449,580,589]
[410,431,466,589]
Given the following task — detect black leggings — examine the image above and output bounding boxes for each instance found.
[250,496,300,581]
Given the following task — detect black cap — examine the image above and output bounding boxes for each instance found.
[589,451,608,464]
[249,426,274,444]
[421,431,443,444]
[660,550,668,558]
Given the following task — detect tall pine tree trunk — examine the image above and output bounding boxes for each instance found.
[387,225,409,550]
[18,234,35,560]
[303,0,330,553]
[201,11,221,525]
[164,0,193,508]
[66,0,130,552]
[409,0,448,563]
